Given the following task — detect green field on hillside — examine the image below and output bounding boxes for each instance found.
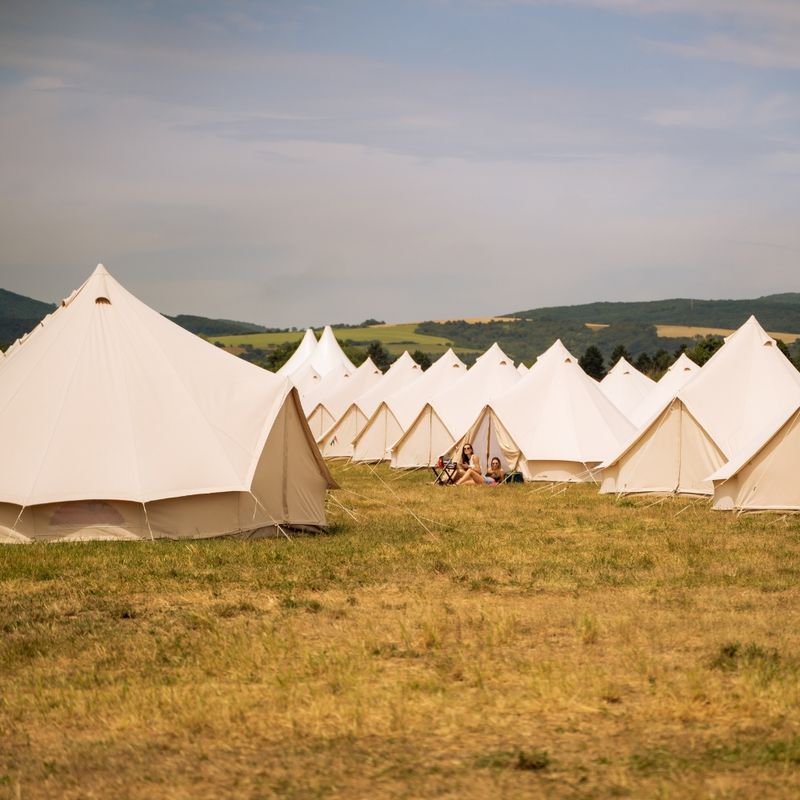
[213,323,474,356]
[3,462,800,799]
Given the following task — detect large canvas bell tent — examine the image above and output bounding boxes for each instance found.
[390,343,520,468]
[710,399,800,512]
[0,265,335,543]
[317,351,422,458]
[352,349,467,463]
[450,340,634,482]
[600,317,800,497]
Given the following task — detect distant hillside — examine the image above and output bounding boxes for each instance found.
[508,294,800,331]
[166,315,270,337]
[0,288,57,346]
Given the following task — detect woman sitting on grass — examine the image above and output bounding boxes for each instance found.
[484,457,505,486]
[456,443,484,485]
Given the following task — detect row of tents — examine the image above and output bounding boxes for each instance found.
[2,265,798,543]
[281,314,800,514]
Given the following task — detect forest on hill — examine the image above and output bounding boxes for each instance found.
[0,288,56,345]
[507,294,800,330]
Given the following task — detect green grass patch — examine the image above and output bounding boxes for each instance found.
[210,323,478,356]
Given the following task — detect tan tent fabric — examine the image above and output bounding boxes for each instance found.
[0,265,335,541]
[449,341,634,482]
[710,403,800,512]
[600,317,800,496]
[599,399,726,495]
[352,349,466,462]
[318,352,422,458]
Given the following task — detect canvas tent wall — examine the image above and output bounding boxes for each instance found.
[390,343,520,468]
[710,402,800,513]
[305,357,383,440]
[450,340,634,482]
[318,352,422,458]
[600,357,655,418]
[352,349,466,462]
[0,265,335,543]
[600,317,800,497]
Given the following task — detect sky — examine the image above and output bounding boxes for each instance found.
[0,0,798,327]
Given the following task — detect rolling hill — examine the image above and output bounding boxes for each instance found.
[0,288,57,346]
[508,294,800,331]
[2,286,798,366]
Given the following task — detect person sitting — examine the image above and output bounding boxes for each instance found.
[455,443,483,485]
[484,457,505,486]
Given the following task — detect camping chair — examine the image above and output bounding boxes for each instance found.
[431,458,459,485]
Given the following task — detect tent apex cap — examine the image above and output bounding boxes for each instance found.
[93,263,110,276]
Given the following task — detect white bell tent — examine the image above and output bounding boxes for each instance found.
[710,399,800,512]
[0,265,335,543]
[450,340,634,482]
[390,343,520,468]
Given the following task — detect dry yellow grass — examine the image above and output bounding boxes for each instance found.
[657,324,800,343]
[2,463,800,798]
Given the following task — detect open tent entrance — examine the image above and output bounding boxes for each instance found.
[449,408,519,475]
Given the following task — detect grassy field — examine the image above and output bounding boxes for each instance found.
[3,463,800,799]
[212,324,469,356]
[656,325,800,344]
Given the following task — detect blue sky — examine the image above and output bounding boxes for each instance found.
[1,0,798,326]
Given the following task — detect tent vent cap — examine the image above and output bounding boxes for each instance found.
[95,296,111,305]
